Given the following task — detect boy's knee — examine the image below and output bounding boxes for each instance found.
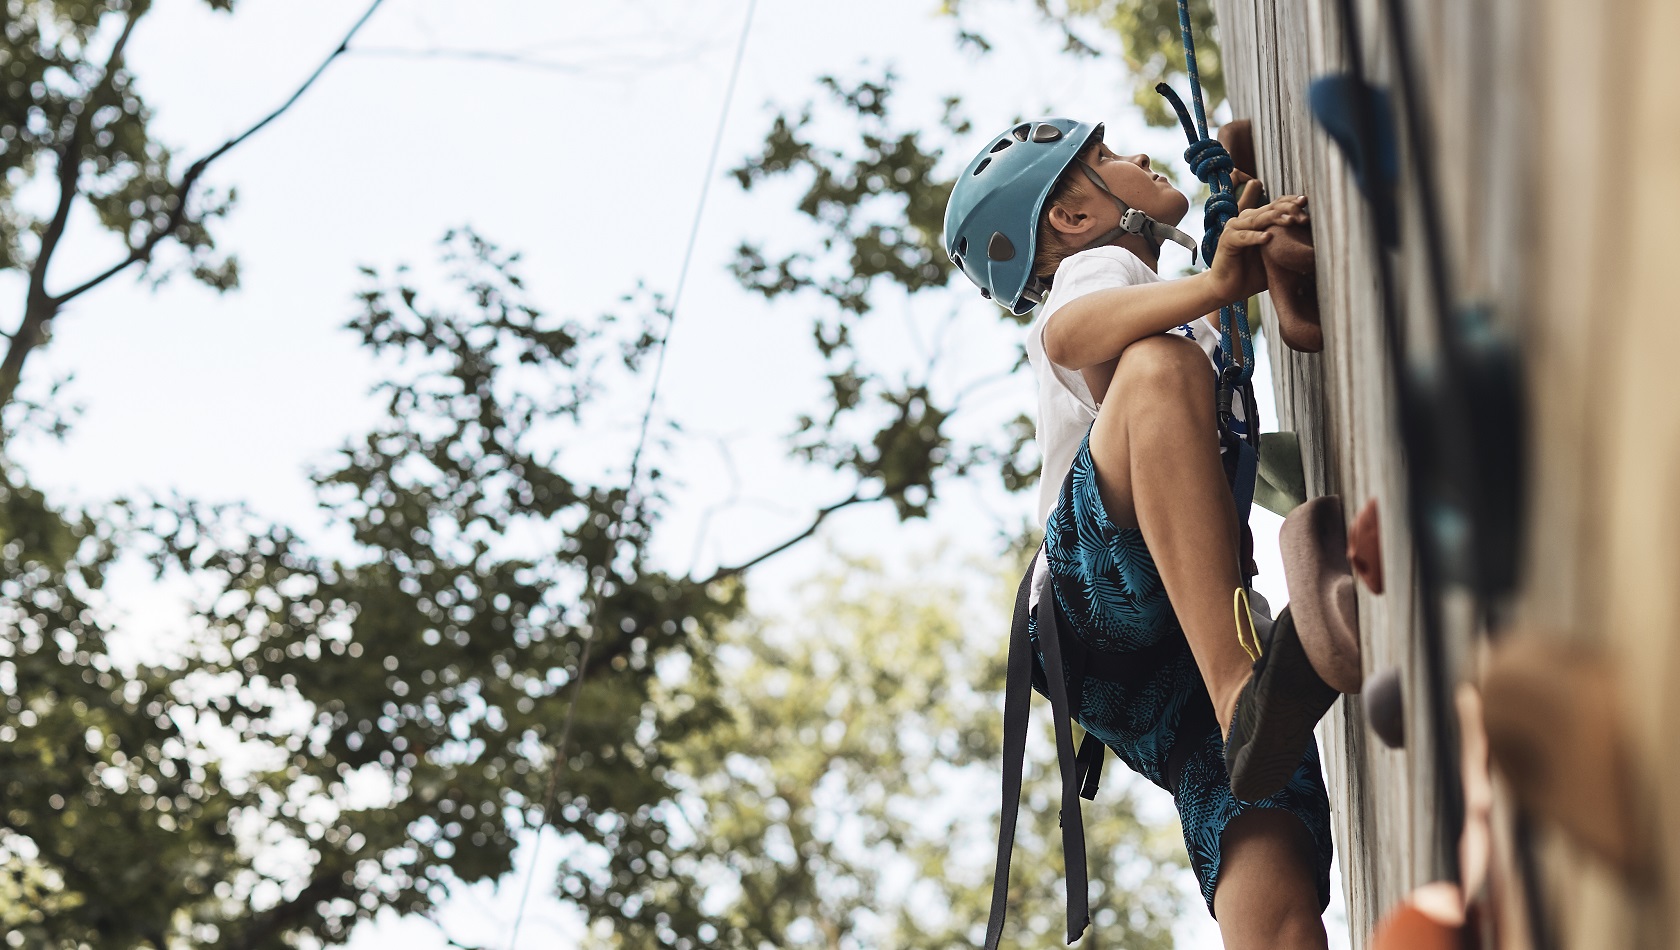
[1113,334,1214,403]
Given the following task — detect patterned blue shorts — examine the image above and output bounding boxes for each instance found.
[1030,433,1333,915]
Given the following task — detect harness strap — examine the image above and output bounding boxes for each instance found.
[984,563,1038,950]
[1036,587,1092,945]
[988,561,1096,948]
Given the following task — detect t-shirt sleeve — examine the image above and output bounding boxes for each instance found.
[1034,251,1150,412]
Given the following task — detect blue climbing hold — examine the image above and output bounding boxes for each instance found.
[1309,74,1400,245]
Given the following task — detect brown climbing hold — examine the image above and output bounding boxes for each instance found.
[1365,666,1404,748]
[1347,496,1384,594]
[1261,222,1323,353]
[1218,118,1258,184]
[1371,883,1469,950]
[1280,495,1363,693]
[1214,119,1323,352]
[1481,638,1644,874]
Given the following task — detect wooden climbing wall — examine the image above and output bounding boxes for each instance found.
[1209,0,1533,945]
[1214,0,1680,946]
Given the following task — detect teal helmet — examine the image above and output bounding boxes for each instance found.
[944,118,1099,316]
[944,118,1196,315]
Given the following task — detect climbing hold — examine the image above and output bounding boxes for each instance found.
[1370,883,1469,950]
[1279,495,1363,694]
[987,231,1015,261]
[1403,304,1527,599]
[1482,638,1644,874]
[1217,118,1258,184]
[1347,497,1385,593]
[1309,74,1400,246]
[1254,431,1306,516]
[1261,221,1322,352]
[1364,666,1404,748]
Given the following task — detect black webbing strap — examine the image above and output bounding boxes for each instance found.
[984,567,1036,949]
[986,558,1093,948]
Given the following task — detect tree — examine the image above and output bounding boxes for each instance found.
[0,0,383,424]
[945,0,1226,129]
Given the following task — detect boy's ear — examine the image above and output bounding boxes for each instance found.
[1045,202,1094,238]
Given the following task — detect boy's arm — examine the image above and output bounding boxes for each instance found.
[1044,272,1228,371]
[1043,189,1306,372]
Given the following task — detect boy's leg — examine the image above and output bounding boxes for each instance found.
[1213,810,1329,950]
[1087,334,1253,734]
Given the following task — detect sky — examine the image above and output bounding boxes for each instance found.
[3,0,1346,946]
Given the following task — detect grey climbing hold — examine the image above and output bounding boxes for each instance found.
[1365,666,1404,748]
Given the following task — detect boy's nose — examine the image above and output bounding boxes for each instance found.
[1126,153,1152,170]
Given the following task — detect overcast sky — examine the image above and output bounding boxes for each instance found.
[2,0,1344,945]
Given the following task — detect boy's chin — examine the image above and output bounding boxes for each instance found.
[1160,194,1192,226]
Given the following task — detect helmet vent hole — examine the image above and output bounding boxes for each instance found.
[1012,124,1031,141]
[989,138,1012,153]
[957,237,968,256]
[987,231,1015,261]
[1031,123,1063,143]
[973,157,992,175]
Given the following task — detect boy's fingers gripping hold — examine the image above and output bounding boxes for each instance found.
[1237,179,1268,213]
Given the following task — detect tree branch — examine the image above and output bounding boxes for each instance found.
[2,6,145,415]
[50,0,388,312]
[698,489,883,585]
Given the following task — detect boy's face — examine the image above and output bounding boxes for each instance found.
[1075,139,1191,227]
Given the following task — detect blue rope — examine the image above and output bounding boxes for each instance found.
[1159,0,1256,392]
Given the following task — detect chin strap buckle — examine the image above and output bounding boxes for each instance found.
[1121,209,1198,265]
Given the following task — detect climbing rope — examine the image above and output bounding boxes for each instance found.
[1154,0,1257,450]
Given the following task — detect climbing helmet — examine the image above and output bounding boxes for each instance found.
[943,117,1102,316]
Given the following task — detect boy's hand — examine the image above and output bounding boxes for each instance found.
[1207,182,1309,304]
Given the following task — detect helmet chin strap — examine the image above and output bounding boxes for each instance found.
[1074,162,1199,264]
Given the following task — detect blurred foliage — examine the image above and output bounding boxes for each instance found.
[730,74,981,520]
[945,0,1225,128]
[3,230,750,948]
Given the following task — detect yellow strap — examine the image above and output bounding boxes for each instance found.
[1234,587,1262,662]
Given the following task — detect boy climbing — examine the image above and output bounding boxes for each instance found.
[946,118,1346,949]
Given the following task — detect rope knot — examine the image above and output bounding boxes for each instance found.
[1184,138,1235,184]
[1201,191,1239,263]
